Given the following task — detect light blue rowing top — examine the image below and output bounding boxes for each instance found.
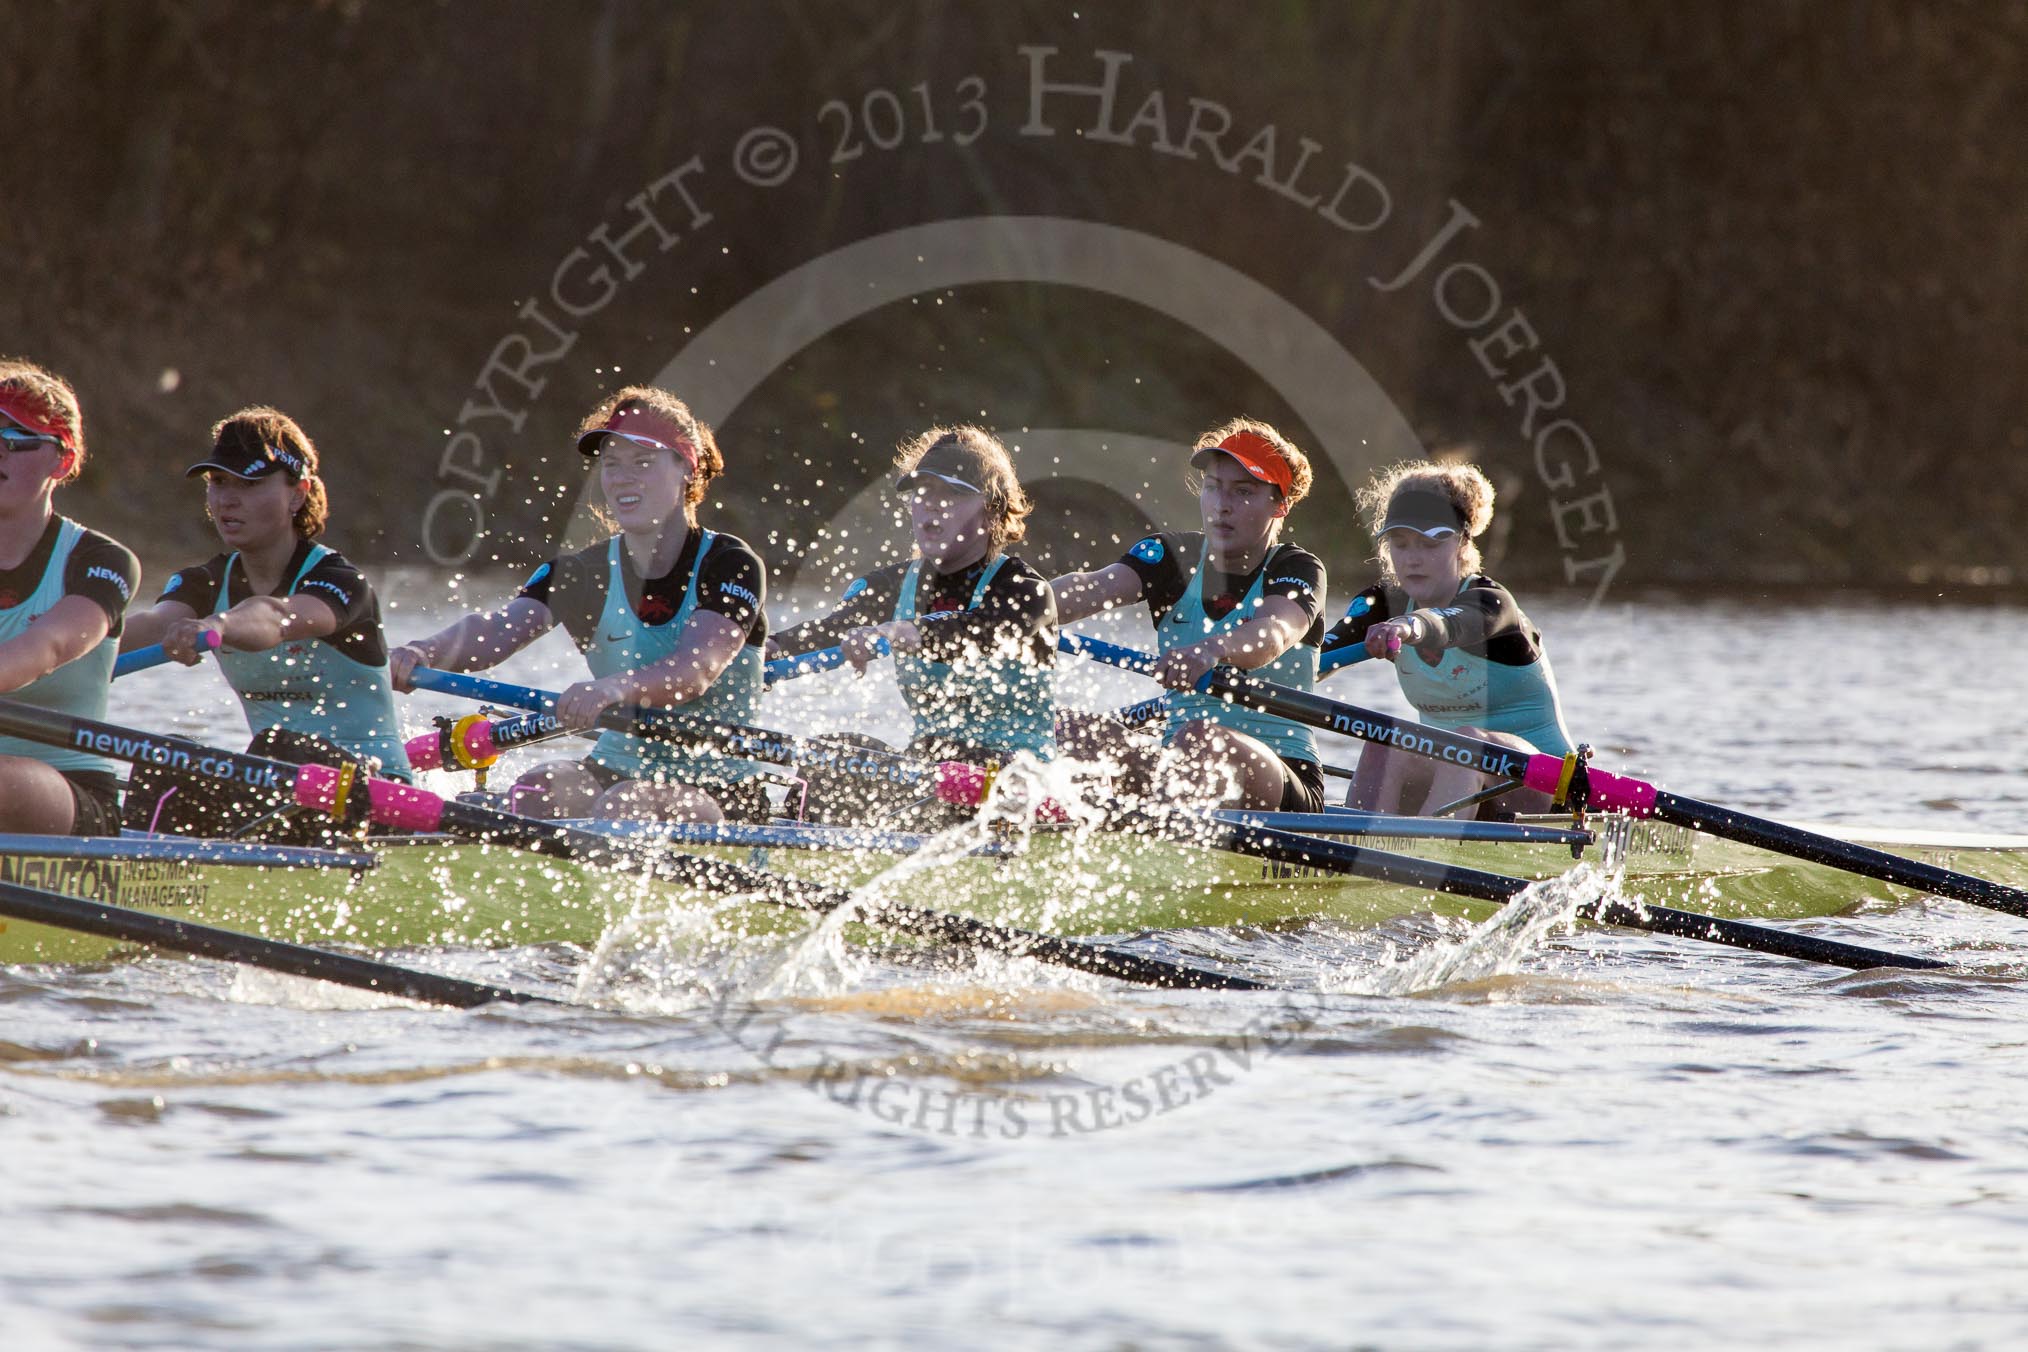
[581,532,768,786]
[210,544,414,778]
[1391,580,1574,755]
[1156,540,1320,766]
[0,518,119,774]
[891,556,1055,759]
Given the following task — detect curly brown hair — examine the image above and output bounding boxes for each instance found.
[1356,458,1497,578]
[0,357,86,483]
[892,424,1034,554]
[209,407,329,538]
[1190,417,1313,510]
[577,386,723,526]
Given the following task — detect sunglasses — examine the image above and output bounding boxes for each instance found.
[0,426,64,455]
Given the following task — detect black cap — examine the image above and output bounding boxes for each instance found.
[894,434,988,496]
[184,441,308,481]
[1379,487,1465,535]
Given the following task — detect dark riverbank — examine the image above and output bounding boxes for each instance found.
[10,2,2022,592]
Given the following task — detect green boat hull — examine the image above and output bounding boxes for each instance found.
[3,816,2023,965]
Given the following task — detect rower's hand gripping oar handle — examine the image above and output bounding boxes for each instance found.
[405,666,1064,817]
[113,628,223,678]
[764,638,890,686]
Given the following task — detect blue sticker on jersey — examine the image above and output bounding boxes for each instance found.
[842,577,869,601]
[162,574,183,594]
[524,562,552,590]
[1130,537,1165,564]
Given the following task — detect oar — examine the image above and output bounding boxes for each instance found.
[113,629,223,678]
[1320,644,1375,677]
[1320,594,1378,676]
[404,674,1938,972]
[0,697,1260,992]
[1062,634,2028,919]
[0,877,553,1008]
[939,762,1945,973]
[765,645,844,685]
[763,639,887,687]
[405,667,969,801]
[405,710,576,773]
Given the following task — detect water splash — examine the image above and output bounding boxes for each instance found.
[574,752,1093,1011]
[753,753,1092,996]
[1326,863,1622,996]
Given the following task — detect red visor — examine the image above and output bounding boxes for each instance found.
[0,395,75,452]
[1195,430,1293,497]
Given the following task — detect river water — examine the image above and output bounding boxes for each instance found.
[3,579,2026,1350]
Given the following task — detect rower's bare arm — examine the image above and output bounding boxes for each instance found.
[1051,563,1143,624]
[392,598,556,687]
[1208,596,1307,670]
[211,594,340,652]
[612,611,746,706]
[118,600,200,653]
[0,596,111,692]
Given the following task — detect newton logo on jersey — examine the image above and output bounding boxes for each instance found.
[86,565,133,603]
[1130,538,1165,564]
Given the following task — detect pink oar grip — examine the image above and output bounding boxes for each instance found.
[294,764,448,831]
[935,761,988,806]
[1581,769,1659,815]
[403,730,442,771]
[932,761,1070,821]
[403,719,504,773]
[1520,755,1658,815]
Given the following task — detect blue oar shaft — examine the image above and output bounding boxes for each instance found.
[113,629,223,678]
[406,667,940,792]
[764,639,890,686]
[1062,632,1370,681]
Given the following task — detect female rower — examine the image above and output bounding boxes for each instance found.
[0,359,140,835]
[770,424,1056,783]
[1324,460,1574,817]
[389,387,769,823]
[120,408,412,837]
[1050,419,1327,811]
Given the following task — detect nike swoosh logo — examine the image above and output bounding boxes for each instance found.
[605,631,629,642]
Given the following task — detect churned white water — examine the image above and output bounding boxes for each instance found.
[3,578,2026,1350]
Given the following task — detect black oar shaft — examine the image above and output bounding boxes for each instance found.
[1577,896,1945,971]
[1151,808,1941,971]
[0,880,550,1007]
[1186,668,2028,917]
[1653,792,2028,918]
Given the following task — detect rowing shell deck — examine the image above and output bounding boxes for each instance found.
[3,815,2025,965]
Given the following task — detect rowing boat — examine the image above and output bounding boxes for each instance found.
[6,812,2024,966]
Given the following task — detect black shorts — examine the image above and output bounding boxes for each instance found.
[63,770,125,837]
[579,757,773,823]
[1277,758,1326,814]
